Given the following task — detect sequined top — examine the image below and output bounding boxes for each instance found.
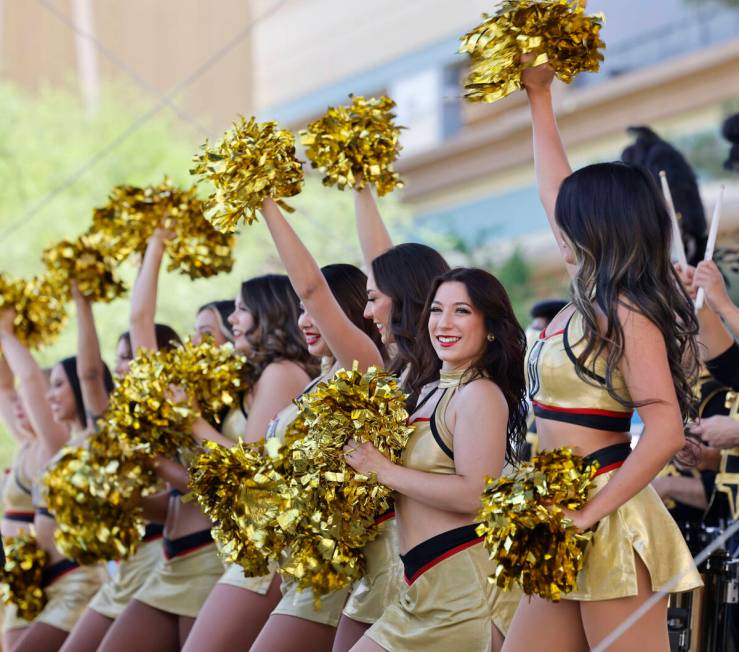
[526,309,633,432]
[2,445,34,517]
[402,369,471,475]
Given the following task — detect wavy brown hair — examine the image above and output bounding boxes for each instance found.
[239,274,319,388]
[555,162,699,420]
[405,268,528,464]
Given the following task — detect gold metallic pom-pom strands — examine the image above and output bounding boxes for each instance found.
[460,0,605,103]
[0,532,48,620]
[279,364,413,599]
[476,447,597,601]
[300,95,404,196]
[42,232,127,303]
[191,116,304,233]
[0,273,68,349]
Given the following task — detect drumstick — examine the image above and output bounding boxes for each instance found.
[659,171,688,269]
[695,184,726,311]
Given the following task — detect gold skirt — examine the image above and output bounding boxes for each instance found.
[36,564,108,633]
[367,525,502,652]
[565,470,703,601]
[217,562,277,595]
[343,515,403,624]
[133,537,225,618]
[88,537,163,620]
[272,579,351,627]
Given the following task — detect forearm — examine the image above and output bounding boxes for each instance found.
[73,294,109,417]
[354,185,392,266]
[664,476,708,510]
[715,298,739,340]
[192,417,236,449]
[155,458,190,494]
[130,237,165,351]
[380,463,485,515]
[697,305,734,361]
[140,491,169,523]
[0,332,44,386]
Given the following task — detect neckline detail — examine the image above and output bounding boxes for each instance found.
[439,368,468,388]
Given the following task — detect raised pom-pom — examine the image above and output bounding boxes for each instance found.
[191,117,304,233]
[476,447,597,601]
[300,95,404,196]
[460,0,605,104]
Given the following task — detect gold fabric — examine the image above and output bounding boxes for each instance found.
[133,543,225,618]
[272,578,351,626]
[2,447,34,516]
[366,541,501,651]
[526,310,632,412]
[2,602,31,632]
[88,537,163,620]
[343,517,403,624]
[36,565,108,633]
[220,400,248,442]
[564,470,702,600]
[217,561,277,595]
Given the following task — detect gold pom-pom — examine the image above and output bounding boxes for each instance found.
[191,116,304,233]
[460,0,605,103]
[280,364,413,597]
[300,95,404,196]
[0,273,68,349]
[106,338,245,459]
[42,430,157,565]
[0,531,49,620]
[189,437,292,576]
[89,179,236,279]
[42,233,127,303]
[476,447,597,601]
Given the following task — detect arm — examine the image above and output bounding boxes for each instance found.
[130,231,170,352]
[690,415,739,450]
[71,284,109,425]
[140,490,170,522]
[694,261,739,337]
[0,353,22,440]
[0,312,68,454]
[652,475,707,510]
[154,457,191,494]
[346,381,508,514]
[354,185,393,267]
[572,306,686,530]
[522,65,575,276]
[260,198,383,370]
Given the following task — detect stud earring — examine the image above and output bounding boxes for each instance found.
[487,333,496,342]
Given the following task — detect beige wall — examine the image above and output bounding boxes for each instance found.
[252,0,493,110]
[0,0,254,132]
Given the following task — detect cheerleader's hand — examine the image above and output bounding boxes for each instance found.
[344,439,393,483]
[693,260,732,314]
[560,506,596,532]
[521,58,556,92]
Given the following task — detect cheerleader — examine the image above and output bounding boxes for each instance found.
[0,310,111,652]
[498,63,703,651]
[185,204,383,652]
[0,355,40,650]
[59,288,183,652]
[344,267,528,652]
[98,228,317,652]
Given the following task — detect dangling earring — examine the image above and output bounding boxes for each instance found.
[487,333,496,342]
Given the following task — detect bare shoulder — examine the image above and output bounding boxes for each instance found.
[615,301,662,341]
[456,377,508,415]
[257,360,310,386]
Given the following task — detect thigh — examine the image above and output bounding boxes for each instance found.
[183,576,282,652]
[59,608,113,652]
[97,600,179,652]
[4,626,28,651]
[178,616,195,648]
[580,554,669,652]
[251,614,337,652]
[348,636,386,652]
[332,615,371,652]
[502,595,588,652]
[491,624,504,652]
[10,622,68,652]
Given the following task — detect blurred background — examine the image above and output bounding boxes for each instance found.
[1,0,739,461]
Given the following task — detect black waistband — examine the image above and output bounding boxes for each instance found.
[41,559,79,588]
[400,524,482,585]
[163,528,213,559]
[35,506,53,519]
[584,443,631,472]
[143,523,164,542]
[533,403,632,433]
[3,511,35,523]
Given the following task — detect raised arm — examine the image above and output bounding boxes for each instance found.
[71,284,109,425]
[260,198,383,371]
[0,352,22,440]
[0,310,69,454]
[130,230,170,352]
[694,260,739,338]
[521,64,575,275]
[354,185,393,267]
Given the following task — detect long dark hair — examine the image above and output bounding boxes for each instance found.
[555,162,699,420]
[405,268,528,464]
[197,300,234,342]
[240,274,318,386]
[372,243,450,375]
[60,356,114,428]
[118,324,182,356]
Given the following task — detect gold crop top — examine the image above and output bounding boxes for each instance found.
[526,309,633,432]
[402,369,469,475]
